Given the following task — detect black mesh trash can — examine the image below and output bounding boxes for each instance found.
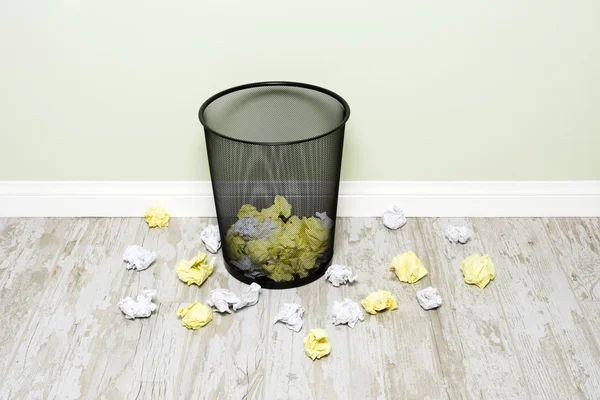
[199,81,350,289]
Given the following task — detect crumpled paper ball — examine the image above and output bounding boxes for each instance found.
[303,329,332,360]
[315,211,334,230]
[246,239,271,265]
[229,256,265,279]
[122,245,157,271]
[206,288,241,313]
[389,251,428,283]
[260,195,293,220]
[324,264,357,287]
[237,195,292,221]
[273,303,305,332]
[445,225,471,244]
[177,302,212,329]
[332,299,364,328]
[460,253,496,289]
[226,233,247,261]
[234,217,278,239]
[233,282,261,311]
[176,251,215,286]
[119,289,157,319]
[144,206,170,228]
[416,287,442,310]
[262,261,296,282]
[360,290,398,315]
[382,205,406,230]
[200,224,221,253]
[302,216,329,254]
[206,283,262,313]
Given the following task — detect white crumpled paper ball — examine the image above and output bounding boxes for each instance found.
[416,287,442,310]
[445,225,471,244]
[201,224,221,253]
[382,205,407,230]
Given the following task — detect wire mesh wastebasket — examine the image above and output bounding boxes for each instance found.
[199,82,350,289]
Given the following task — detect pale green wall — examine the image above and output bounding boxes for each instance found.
[1,1,599,181]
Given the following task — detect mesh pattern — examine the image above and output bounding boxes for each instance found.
[203,85,346,143]
[200,82,349,289]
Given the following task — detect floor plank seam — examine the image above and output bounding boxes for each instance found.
[1,219,78,379]
[415,219,458,400]
[541,218,600,354]
[469,217,534,400]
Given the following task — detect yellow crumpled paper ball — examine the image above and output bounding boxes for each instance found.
[176,251,215,286]
[144,206,170,228]
[389,251,428,283]
[303,328,331,360]
[260,195,292,220]
[246,239,271,265]
[237,195,292,222]
[288,248,318,278]
[237,204,262,221]
[302,216,329,254]
[360,290,398,315]
[226,230,247,261]
[177,302,212,329]
[460,253,496,289]
[267,216,301,258]
[261,261,295,282]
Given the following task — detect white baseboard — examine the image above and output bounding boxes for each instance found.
[0,181,599,217]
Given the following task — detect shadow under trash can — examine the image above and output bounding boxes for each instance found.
[198,81,350,289]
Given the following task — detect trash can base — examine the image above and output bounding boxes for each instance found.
[223,256,333,290]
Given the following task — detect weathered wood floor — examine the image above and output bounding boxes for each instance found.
[1,217,599,400]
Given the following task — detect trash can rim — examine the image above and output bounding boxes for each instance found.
[198,81,351,146]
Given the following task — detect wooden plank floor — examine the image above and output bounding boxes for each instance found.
[1,217,599,400]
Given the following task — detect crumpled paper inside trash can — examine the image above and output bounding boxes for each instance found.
[234,217,279,240]
[225,196,332,282]
[229,256,266,279]
[315,211,334,230]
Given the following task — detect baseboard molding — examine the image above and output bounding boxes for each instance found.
[0,181,599,217]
